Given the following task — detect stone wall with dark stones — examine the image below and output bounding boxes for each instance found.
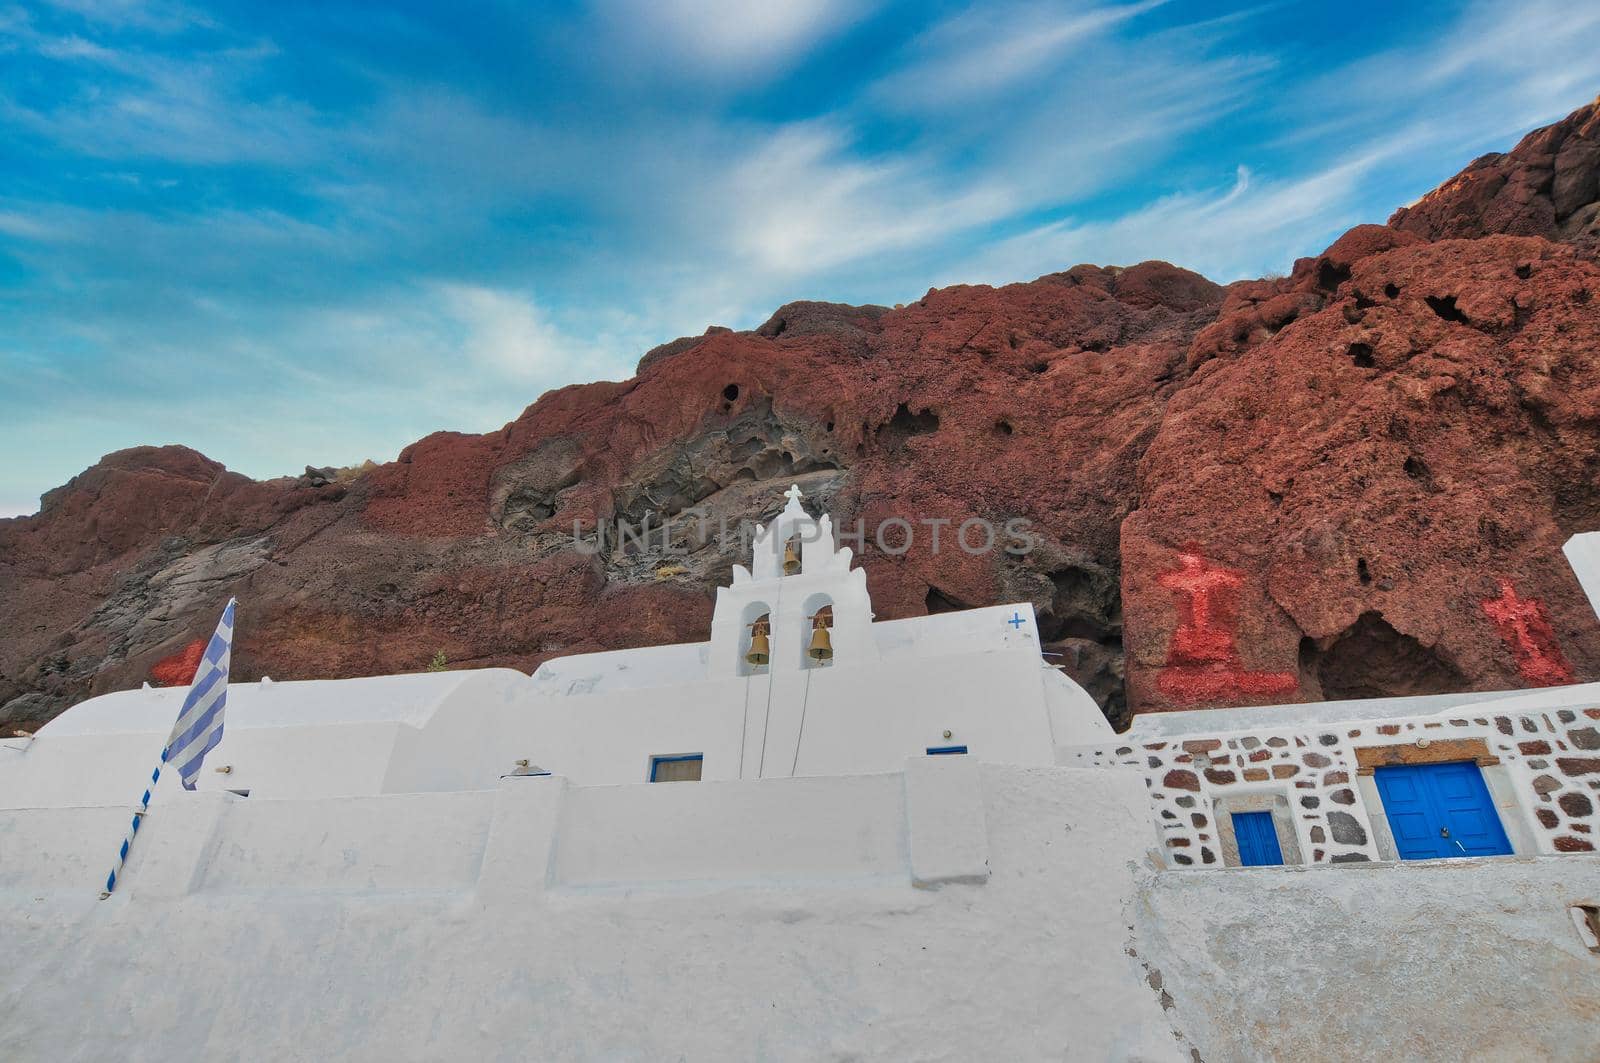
[1069,704,1600,866]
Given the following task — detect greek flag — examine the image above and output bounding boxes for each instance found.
[166,598,236,790]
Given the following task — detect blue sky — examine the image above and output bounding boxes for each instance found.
[2,0,1599,517]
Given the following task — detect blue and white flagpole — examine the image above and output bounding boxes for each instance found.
[101,598,236,899]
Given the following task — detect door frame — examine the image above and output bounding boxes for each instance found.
[1214,790,1304,868]
[1354,739,1535,859]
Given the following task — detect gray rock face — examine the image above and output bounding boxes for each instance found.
[0,692,61,734]
[90,536,272,665]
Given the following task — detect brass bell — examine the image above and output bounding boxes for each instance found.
[807,624,833,661]
[745,625,770,666]
[783,541,801,575]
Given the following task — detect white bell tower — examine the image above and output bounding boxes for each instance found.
[709,484,879,675]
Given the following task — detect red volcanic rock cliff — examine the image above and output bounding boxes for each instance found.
[4,97,1600,733]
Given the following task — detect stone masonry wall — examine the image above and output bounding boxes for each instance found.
[1069,706,1600,867]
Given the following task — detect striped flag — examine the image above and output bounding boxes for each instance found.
[103,598,236,896]
[166,598,236,789]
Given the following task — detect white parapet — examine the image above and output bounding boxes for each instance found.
[1564,531,1600,621]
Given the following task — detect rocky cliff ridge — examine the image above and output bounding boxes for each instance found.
[5,96,1600,733]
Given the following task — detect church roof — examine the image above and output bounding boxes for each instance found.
[36,668,530,737]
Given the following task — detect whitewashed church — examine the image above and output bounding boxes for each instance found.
[2,487,1598,1061]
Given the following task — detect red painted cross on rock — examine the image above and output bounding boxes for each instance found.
[1480,578,1574,687]
[1156,549,1297,705]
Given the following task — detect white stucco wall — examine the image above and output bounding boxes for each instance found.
[0,762,1190,1062]
[6,759,1595,1060]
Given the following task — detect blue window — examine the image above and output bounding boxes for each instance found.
[1232,811,1284,866]
[649,754,703,782]
[1374,762,1512,860]
[925,745,968,756]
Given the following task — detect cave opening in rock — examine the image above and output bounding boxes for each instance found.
[924,586,969,614]
[722,383,740,402]
[1036,562,1127,729]
[875,404,940,450]
[889,404,938,434]
[1425,294,1470,324]
[1348,342,1375,368]
[1315,259,1351,292]
[1302,611,1466,701]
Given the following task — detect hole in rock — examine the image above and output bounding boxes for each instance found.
[1515,264,1532,280]
[723,383,740,402]
[1384,283,1400,299]
[1403,455,1437,491]
[1357,558,1371,585]
[1425,295,1470,324]
[875,404,940,450]
[995,419,1014,436]
[1301,612,1466,701]
[1028,360,1049,374]
[1315,260,1351,291]
[1035,562,1127,728]
[1348,342,1375,368]
[924,587,970,614]
[889,404,938,434]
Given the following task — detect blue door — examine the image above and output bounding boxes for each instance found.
[1374,762,1512,860]
[1232,811,1283,866]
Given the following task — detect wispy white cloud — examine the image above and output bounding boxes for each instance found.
[1274,0,1600,160]
[3,0,1600,511]
[964,150,1391,285]
[593,0,870,79]
[435,284,601,383]
[1,14,316,165]
[0,211,63,241]
[872,0,1169,109]
[709,121,1014,276]
[962,0,1600,284]
[39,0,210,34]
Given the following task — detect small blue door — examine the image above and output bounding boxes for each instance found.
[1374,762,1512,860]
[1232,811,1283,866]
